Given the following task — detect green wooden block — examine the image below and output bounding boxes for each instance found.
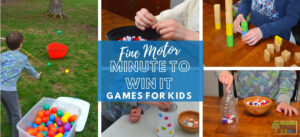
[227,35,234,47]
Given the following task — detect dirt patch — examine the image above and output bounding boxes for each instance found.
[53,83,65,92]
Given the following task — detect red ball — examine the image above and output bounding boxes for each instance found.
[50,107,58,114]
[48,124,54,129]
[42,117,48,123]
[55,117,61,123]
[58,127,64,133]
[48,130,55,137]
[44,110,51,117]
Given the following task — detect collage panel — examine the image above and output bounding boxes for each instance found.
[1,0,98,137]
[203,0,300,67]
[100,0,201,137]
[204,70,300,136]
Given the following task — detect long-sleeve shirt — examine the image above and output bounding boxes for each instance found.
[156,0,199,32]
[237,0,300,40]
[217,71,296,104]
[1,50,39,91]
[236,71,296,104]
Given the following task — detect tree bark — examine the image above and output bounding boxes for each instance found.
[48,0,66,18]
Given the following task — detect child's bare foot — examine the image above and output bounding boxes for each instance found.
[276,102,298,116]
[129,107,142,123]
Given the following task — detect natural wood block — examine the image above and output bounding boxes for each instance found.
[264,49,270,62]
[295,52,300,63]
[275,35,282,46]
[274,40,281,52]
[275,56,284,67]
[281,50,291,62]
[267,44,274,54]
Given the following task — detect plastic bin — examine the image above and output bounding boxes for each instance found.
[47,42,68,59]
[17,98,81,137]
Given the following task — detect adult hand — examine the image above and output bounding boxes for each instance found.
[135,8,156,31]
[233,14,246,34]
[218,71,233,92]
[276,102,298,117]
[129,107,142,123]
[241,27,263,46]
[152,19,198,40]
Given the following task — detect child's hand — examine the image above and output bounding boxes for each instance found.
[37,72,42,79]
[241,27,263,46]
[233,14,246,34]
[135,8,156,31]
[276,102,298,116]
[152,19,198,40]
[129,107,142,123]
[218,71,233,92]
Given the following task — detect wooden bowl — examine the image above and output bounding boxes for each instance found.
[177,110,199,133]
[243,96,272,115]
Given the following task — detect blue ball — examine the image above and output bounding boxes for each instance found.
[32,123,38,128]
[64,131,69,136]
[49,114,56,121]
[46,121,53,126]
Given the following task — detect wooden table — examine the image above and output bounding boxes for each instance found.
[203,96,300,137]
[203,2,300,67]
[101,9,135,40]
[103,102,199,137]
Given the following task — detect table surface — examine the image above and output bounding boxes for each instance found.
[101,9,135,41]
[203,96,300,137]
[203,2,300,67]
[103,102,199,137]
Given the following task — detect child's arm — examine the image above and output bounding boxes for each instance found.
[24,57,40,79]
[236,0,251,19]
[155,0,188,24]
[276,71,296,105]
[259,0,300,39]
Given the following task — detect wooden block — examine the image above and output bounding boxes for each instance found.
[295,52,300,63]
[281,50,291,62]
[225,0,233,24]
[275,35,282,46]
[267,44,274,54]
[275,56,284,67]
[214,4,221,29]
[264,49,270,62]
[274,40,281,52]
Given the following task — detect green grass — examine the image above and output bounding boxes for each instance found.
[1,0,98,136]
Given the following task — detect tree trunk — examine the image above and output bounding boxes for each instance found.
[48,0,66,18]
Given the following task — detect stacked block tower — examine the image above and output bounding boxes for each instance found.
[225,0,233,47]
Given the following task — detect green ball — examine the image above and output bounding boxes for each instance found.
[57,110,63,117]
[71,122,74,127]
[42,131,47,136]
[43,104,50,110]
[57,30,62,35]
[47,62,51,66]
[41,123,46,127]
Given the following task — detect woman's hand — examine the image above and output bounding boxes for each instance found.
[152,19,199,40]
[135,8,156,31]
[218,71,233,92]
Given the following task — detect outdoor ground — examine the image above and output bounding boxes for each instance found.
[1,0,98,136]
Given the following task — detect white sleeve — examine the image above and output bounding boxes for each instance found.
[155,0,190,24]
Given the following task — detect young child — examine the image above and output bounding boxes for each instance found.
[1,31,41,137]
[102,102,171,132]
[218,70,298,116]
[234,0,300,46]
[134,0,199,40]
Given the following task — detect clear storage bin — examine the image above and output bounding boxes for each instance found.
[17,97,81,137]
